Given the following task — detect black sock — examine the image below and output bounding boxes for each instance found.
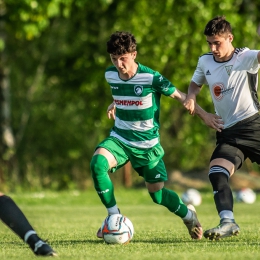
[27,234,43,251]
[209,172,233,213]
[0,195,40,246]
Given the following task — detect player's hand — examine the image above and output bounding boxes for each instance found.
[183,96,196,115]
[107,102,116,120]
[203,113,224,132]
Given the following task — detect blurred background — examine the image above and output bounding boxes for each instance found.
[0,0,259,192]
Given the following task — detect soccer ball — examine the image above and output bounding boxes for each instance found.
[101,214,134,244]
[181,188,202,206]
[236,188,256,204]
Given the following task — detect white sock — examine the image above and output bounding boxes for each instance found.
[107,205,120,215]
[219,210,234,219]
[182,209,193,221]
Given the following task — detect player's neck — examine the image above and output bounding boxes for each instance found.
[225,47,235,61]
[216,47,235,62]
[119,62,138,80]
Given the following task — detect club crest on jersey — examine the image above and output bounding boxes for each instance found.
[134,85,143,96]
[225,65,233,76]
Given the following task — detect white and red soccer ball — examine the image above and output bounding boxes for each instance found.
[101,214,134,244]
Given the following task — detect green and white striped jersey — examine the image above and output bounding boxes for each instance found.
[105,62,176,149]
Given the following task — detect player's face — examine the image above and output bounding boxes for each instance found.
[206,34,234,62]
[110,52,137,76]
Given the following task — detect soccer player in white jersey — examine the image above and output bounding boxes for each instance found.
[90,31,207,240]
[0,192,57,256]
[184,16,260,240]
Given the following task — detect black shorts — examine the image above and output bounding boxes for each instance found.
[210,113,260,170]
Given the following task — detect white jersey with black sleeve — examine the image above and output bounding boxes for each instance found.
[192,47,260,128]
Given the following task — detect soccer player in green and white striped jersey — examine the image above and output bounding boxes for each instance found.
[90,31,219,240]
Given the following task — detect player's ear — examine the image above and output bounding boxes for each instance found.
[132,51,137,59]
[228,33,234,42]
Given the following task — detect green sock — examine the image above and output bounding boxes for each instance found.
[90,154,116,208]
[149,187,188,218]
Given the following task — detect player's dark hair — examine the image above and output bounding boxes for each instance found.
[107,31,137,55]
[204,16,232,36]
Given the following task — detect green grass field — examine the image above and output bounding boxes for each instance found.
[0,188,259,260]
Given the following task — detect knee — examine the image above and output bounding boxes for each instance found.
[90,154,110,180]
[149,189,163,204]
[210,159,235,175]
[146,181,164,193]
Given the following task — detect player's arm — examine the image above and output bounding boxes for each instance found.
[170,88,223,132]
[183,81,202,115]
[107,101,116,120]
[185,82,224,132]
[194,103,224,132]
[169,88,186,103]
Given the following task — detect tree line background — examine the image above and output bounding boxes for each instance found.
[0,0,259,191]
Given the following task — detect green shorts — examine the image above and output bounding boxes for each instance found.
[96,136,167,183]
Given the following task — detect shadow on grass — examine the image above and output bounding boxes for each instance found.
[37,237,254,245]
[3,237,259,247]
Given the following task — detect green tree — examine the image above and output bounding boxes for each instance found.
[0,0,259,190]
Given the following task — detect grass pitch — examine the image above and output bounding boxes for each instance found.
[0,188,259,260]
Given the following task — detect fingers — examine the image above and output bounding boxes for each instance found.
[189,110,195,116]
[184,104,195,115]
[183,100,195,115]
[214,116,224,131]
[107,111,115,120]
[212,118,224,132]
[201,113,224,132]
[214,124,223,132]
[107,104,116,120]
[107,109,112,119]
